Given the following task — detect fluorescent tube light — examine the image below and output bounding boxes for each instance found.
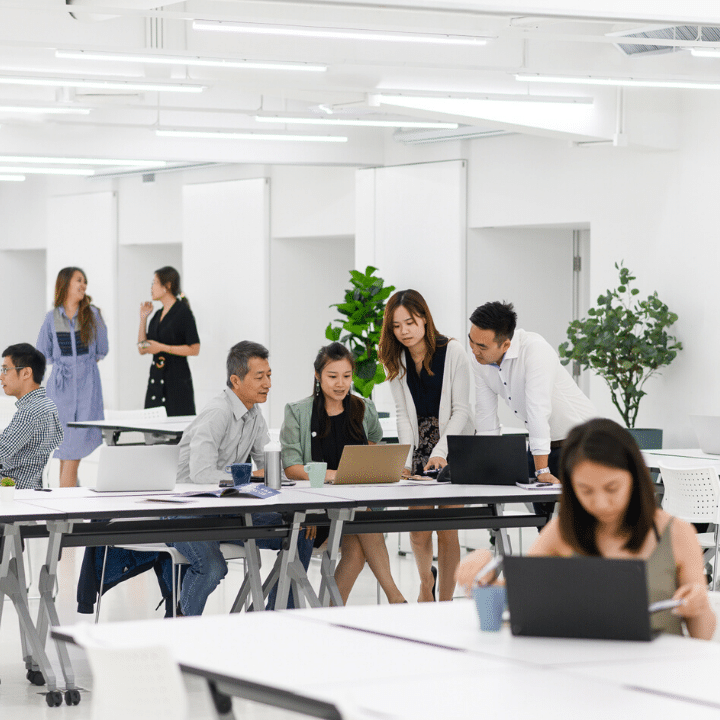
[0,105,90,115]
[690,47,720,58]
[516,73,720,90]
[0,76,205,93]
[0,166,95,176]
[193,20,490,46]
[0,155,166,167]
[0,174,25,182]
[55,50,326,73]
[157,129,347,142]
[254,115,459,129]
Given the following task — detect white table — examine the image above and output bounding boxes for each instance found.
[68,417,194,445]
[644,449,720,470]
[51,600,720,719]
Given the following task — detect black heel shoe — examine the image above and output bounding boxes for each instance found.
[430,565,437,601]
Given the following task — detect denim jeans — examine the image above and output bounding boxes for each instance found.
[169,512,314,616]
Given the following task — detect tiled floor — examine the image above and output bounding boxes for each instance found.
[1,463,536,718]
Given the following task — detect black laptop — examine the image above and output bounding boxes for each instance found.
[447,435,531,485]
[503,555,655,641]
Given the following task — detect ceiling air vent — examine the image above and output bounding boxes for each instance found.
[611,25,720,57]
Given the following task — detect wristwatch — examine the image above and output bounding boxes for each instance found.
[535,467,550,478]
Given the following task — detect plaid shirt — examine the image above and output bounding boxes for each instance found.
[0,387,63,489]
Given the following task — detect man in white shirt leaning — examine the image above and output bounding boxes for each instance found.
[468,301,597,486]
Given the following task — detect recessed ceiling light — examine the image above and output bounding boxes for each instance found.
[55,49,327,73]
[516,73,720,90]
[0,76,205,93]
[0,174,25,182]
[690,47,720,58]
[0,155,167,167]
[193,20,491,46]
[156,128,347,142]
[254,115,459,129]
[0,166,95,176]
[0,105,91,115]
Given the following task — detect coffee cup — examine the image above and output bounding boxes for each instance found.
[304,462,327,488]
[224,462,252,487]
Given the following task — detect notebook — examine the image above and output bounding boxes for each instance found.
[93,444,179,492]
[330,444,411,484]
[447,434,531,485]
[503,555,656,641]
[690,415,720,454]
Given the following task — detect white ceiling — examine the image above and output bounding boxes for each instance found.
[0,0,719,174]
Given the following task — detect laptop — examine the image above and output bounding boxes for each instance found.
[330,444,411,484]
[93,444,180,492]
[503,555,655,641]
[447,435,531,485]
[690,415,720,454]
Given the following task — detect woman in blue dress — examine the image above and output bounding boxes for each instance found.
[37,267,108,487]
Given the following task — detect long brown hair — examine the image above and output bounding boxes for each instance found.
[378,289,446,382]
[54,267,98,347]
[313,342,366,442]
[558,418,657,555]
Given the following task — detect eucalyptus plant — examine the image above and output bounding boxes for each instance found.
[558,262,682,428]
[325,266,395,398]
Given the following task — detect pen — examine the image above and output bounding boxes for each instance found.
[34,488,52,492]
[473,556,503,586]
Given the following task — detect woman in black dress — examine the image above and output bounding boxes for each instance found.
[138,266,200,416]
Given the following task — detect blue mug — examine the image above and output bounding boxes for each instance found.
[224,462,252,487]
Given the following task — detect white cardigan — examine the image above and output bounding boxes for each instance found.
[388,338,475,467]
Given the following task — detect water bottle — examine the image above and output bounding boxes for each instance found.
[263,433,282,490]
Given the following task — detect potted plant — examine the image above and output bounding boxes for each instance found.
[0,476,16,502]
[558,262,682,439]
[325,266,395,398]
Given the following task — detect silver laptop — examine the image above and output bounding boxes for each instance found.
[690,415,720,454]
[93,444,180,492]
[330,444,411,484]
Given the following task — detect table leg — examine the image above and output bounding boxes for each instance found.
[0,524,59,690]
[274,512,320,610]
[207,679,237,720]
[491,504,513,556]
[318,508,353,608]
[229,514,265,613]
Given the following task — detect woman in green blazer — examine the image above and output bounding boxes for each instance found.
[280,342,406,604]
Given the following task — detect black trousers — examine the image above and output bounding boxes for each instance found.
[527,447,562,525]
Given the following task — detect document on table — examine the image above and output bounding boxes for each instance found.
[515,481,562,490]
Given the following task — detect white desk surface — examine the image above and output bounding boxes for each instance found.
[0,495,67,521]
[302,480,561,505]
[68,417,193,434]
[644,449,720,468]
[52,604,720,719]
[294,599,707,668]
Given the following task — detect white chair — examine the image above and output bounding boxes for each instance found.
[658,464,720,588]
[708,591,720,642]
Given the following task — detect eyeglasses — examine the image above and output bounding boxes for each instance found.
[0,366,26,375]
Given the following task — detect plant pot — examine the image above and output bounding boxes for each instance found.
[626,428,663,451]
[0,485,15,502]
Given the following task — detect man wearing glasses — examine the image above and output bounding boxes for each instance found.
[0,343,63,489]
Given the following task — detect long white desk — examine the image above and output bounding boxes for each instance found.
[644,449,720,470]
[51,600,720,719]
[68,417,194,445]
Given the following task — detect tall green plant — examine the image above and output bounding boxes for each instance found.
[558,262,682,428]
[325,266,395,398]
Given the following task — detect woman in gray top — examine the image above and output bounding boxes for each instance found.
[280,342,406,604]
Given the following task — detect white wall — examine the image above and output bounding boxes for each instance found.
[182,178,270,413]
[269,236,355,426]
[116,243,183,410]
[0,249,46,347]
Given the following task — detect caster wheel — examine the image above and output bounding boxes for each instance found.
[45,690,63,707]
[27,669,45,686]
[65,689,81,705]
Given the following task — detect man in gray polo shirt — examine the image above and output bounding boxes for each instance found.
[170,340,313,615]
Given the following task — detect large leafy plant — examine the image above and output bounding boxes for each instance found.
[326,266,395,398]
[558,262,682,428]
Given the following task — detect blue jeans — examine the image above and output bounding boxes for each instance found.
[169,512,314,616]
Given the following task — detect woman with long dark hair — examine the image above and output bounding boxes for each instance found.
[37,267,108,487]
[281,342,406,604]
[138,266,200,416]
[456,419,716,639]
[379,289,474,602]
